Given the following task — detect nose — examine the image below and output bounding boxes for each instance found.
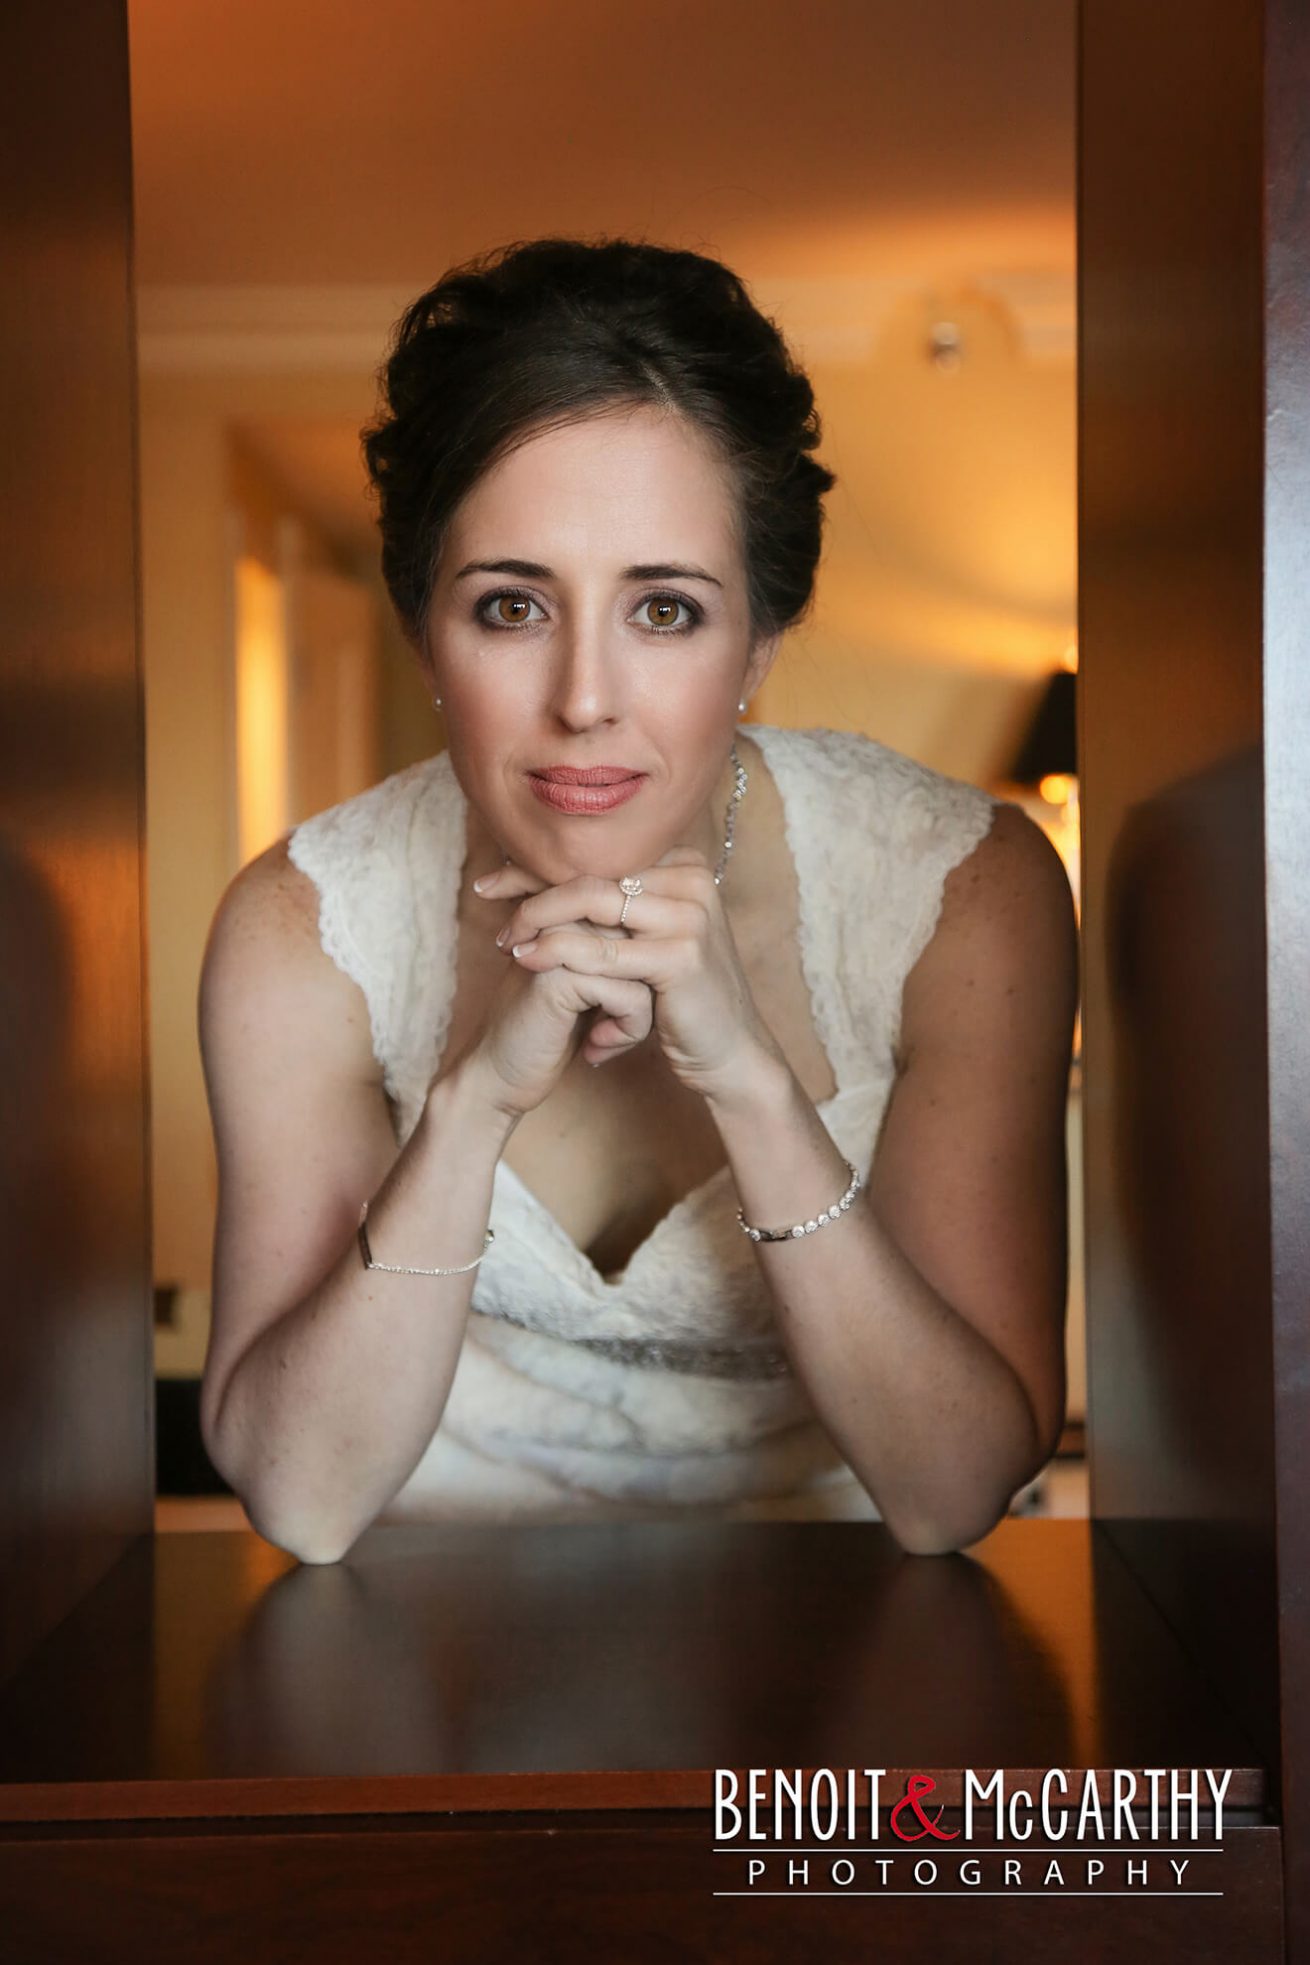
[547,606,622,733]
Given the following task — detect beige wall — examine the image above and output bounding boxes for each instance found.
[140,370,390,1292]
[139,383,233,1294]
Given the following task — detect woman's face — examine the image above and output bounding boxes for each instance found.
[421,404,779,886]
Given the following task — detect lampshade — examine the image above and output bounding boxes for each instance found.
[1007,669,1077,785]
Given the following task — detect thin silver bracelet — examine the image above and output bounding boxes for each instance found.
[357,1197,494,1277]
[736,1160,862,1243]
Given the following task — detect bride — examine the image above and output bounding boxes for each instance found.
[197,237,1079,1563]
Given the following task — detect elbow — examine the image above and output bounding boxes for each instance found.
[200,1368,361,1565]
[210,1430,360,1566]
[890,1519,993,1559]
[884,1487,1013,1558]
[884,1387,1063,1558]
[243,1490,359,1566]
[280,1532,355,1568]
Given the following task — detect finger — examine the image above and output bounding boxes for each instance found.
[581,982,652,1061]
[498,891,694,950]
[498,873,707,948]
[494,872,621,946]
[537,958,653,1025]
[589,977,654,1038]
[623,856,721,910]
[570,976,654,1056]
[586,1018,628,1047]
[585,1008,648,1048]
[584,1016,642,1063]
[472,861,549,900]
[510,924,685,985]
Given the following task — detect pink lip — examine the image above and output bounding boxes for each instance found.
[531,765,644,784]
[528,769,647,815]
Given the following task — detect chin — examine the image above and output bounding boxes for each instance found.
[514,821,652,887]
[538,847,638,886]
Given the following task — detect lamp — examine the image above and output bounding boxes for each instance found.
[1007,667,1076,794]
[1002,664,1081,1065]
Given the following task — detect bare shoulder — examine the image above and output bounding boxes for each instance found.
[204,832,322,952]
[199,835,381,1096]
[900,800,1079,1067]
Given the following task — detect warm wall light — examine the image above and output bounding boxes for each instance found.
[234,554,288,865]
[1003,665,1082,1061]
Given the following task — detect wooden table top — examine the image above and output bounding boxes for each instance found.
[0,1517,1266,1823]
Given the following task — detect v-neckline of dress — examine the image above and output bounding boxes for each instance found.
[462,722,865,1295]
[493,1080,863,1293]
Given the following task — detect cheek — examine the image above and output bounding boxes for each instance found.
[443,667,532,749]
[439,696,525,811]
[639,673,734,748]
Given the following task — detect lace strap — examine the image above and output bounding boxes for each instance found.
[748,722,1002,1075]
[747,721,859,1090]
[861,735,1003,1060]
[285,752,464,1126]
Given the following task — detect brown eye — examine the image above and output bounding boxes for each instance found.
[478,592,543,628]
[639,596,694,631]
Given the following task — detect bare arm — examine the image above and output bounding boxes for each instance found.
[702,802,1079,1554]
[198,840,518,1565]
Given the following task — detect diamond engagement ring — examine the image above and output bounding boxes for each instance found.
[618,874,644,926]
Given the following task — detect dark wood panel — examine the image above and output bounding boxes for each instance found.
[1264,0,1310,1950]
[1078,0,1275,1770]
[0,1818,1283,1964]
[0,0,152,1686]
[0,1521,1265,1818]
[1080,0,1310,1950]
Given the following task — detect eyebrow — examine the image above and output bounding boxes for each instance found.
[453,556,723,589]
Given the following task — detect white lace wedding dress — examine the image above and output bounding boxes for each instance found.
[286,722,1002,1523]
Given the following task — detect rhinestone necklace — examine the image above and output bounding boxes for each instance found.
[713,741,749,887]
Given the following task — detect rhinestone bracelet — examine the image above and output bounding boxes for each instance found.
[736,1160,862,1243]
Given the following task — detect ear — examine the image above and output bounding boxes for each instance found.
[412,626,439,699]
[743,631,782,700]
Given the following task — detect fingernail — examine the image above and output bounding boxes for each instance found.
[511,940,537,958]
[473,874,491,893]
[495,927,508,946]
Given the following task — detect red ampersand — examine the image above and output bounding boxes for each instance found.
[889,1772,960,1842]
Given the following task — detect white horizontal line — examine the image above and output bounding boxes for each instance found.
[714,1845,1225,1854]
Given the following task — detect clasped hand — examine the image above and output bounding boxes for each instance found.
[474,846,783,1107]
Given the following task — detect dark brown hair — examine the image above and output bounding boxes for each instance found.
[361,236,836,645]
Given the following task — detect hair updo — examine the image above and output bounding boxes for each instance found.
[361,236,837,646]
